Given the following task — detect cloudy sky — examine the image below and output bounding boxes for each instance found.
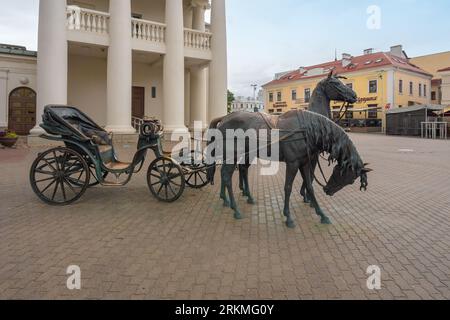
[1,0,449,97]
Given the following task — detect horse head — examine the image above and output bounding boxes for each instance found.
[318,70,358,104]
[323,162,373,196]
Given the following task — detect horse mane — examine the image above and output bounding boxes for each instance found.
[299,111,364,174]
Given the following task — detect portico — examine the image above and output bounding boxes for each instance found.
[31,0,228,137]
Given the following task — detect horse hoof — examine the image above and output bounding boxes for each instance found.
[286,220,296,229]
[321,217,332,225]
[234,212,243,220]
[247,198,256,205]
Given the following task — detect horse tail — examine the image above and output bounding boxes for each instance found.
[206,116,226,185]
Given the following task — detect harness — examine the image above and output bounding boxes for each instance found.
[260,112,330,188]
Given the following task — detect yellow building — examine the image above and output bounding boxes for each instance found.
[262,46,432,131]
[410,51,450,105]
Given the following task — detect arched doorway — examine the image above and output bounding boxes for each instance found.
[8,87,36,135]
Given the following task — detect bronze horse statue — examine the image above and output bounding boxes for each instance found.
[236,73,358,206]
[207,109,371,229]
[299,72,357,203]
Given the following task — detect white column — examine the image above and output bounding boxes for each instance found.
[31,0,68,134]
[190,4,208,129]
[163,0,187,133]
[105,0,135,134]
[209,0,228,122]
[0,71,8,128]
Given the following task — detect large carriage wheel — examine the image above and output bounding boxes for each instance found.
[30,147,90,205]
[147,157,185,203]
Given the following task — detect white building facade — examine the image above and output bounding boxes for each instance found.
[230,96,264,113]
[28,0,228,137]
[0,45,37,135]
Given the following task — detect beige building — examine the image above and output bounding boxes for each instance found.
[1,0,228,138]
[410,51,450,105]
[263,46,432,131]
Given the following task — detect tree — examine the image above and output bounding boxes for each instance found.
[227,90,235,114]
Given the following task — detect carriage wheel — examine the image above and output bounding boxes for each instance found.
[147,157,185,203]
[30,147,90,205]
[182,151,210,189]
[185,166,209,189]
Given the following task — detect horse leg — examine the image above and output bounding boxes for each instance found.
[240,164,255,205]
[299,172,310,204]
[238,166,244,194]
[223,164,242,220]
[220,166,230,207]
[284,161,299,229]
[300,165,332,225]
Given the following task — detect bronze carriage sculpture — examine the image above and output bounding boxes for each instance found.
[30,105,210,205]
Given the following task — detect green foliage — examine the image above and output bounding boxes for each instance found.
[227,90,235,114]
[0,130,18,139]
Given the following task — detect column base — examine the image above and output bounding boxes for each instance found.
[104,125,137,134]
[29,126,45,135]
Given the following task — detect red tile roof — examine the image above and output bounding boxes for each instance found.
[263,52,432,87]
[438,66,450,72]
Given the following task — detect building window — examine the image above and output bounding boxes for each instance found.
[409,82,413,95]
[277,92,282,102]
[291,89,297,101]
[346,83,353,89]
[268,109,274,114]
[431,91,436,100]
[419,84,422,97]
[269,92,274,102]
[304,88,311,103]
[151,86,157,98]
[277,109,282,113]
[424,85,427,97]
[368,104,378,119]
[399,80,403,94]
[369,80,377,93]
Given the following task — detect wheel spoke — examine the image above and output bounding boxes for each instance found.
[150,173,161,179]
[40,179,57,193]
[157,183,164,196]
[43,158,57,172]
[63,177,78,195]
[167,183,177,197]
[198,173,206,184]
[60,180,67,201]
[35,169,55,175]
[52,151,60,171]
[65,176,84,185]
[164,185,168,199]
[35,177,55,184]
[51,180,60,201]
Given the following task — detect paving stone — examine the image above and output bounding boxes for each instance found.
[0,134,449,299]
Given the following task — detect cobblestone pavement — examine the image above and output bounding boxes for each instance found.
[1,134,449,300]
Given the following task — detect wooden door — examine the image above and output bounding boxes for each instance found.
[132,87,145,119]
[8,87,37,135]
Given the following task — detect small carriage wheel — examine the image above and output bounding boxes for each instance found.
[185,166,209,189]
[182,150,209,189]
[147,157,185,203]
[30,147,90,205]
